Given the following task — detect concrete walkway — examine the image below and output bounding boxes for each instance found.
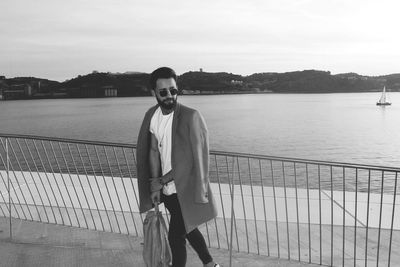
[1,171,398,229]
[0,217,320,267]
[0,171,399,266]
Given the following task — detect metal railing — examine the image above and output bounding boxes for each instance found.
[0,133,399,267]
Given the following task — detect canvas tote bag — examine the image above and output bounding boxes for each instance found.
[142,204,172,267]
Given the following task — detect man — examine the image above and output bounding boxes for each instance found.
[136,67,219,267]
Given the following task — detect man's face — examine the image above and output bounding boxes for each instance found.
[154,78,178,110]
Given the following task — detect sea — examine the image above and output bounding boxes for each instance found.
[1,92,399,168]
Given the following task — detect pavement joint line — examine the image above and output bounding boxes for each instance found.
[321,190,366,227]
[0,239,136,251]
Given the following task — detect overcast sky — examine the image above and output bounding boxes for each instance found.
[1,0,400,81]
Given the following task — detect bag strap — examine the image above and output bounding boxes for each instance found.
[154,203,159,214]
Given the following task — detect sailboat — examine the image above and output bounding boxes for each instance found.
[376,86,391,106]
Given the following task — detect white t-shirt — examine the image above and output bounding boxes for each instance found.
[149,107,176,195]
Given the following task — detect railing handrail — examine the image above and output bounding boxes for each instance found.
[211,150,400,172]
[1,132,399,172]
[0,133,136,149]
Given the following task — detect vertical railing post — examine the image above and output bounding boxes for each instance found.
[271,160,280,258]
[282,162,290,260]
[6,138,12,239]
[365,170,371,267]
[377,171,385,267]
[354,168,358,267]
[388,172,398,267]
[229,157,235,267]
[330,166,334,267]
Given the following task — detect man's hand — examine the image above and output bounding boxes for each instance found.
[150,177,163,192]
[151,190,160,204]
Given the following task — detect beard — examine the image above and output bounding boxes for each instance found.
[157,96,177,110]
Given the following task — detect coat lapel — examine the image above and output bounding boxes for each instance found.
[171,103,181,147]
[171,102,180,179]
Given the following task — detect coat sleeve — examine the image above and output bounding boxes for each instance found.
[137,108,156,213]
[189,110,210,204]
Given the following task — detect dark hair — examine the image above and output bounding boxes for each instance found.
[149,67,177,90]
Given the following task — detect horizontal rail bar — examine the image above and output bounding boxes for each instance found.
[0,133,136,149]
[211,150,400,172]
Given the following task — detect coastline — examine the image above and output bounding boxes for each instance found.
[1,89,391,101]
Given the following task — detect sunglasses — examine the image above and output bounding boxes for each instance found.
[159,88,178,97]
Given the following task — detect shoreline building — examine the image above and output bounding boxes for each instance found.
[103,85,118,97]
[2,84,35,100]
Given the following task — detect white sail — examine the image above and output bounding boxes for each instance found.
[378,86,386,103]
[377,86,391,105]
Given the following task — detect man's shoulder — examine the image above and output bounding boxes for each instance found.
[178,103,198,116]
[177,103,206,128]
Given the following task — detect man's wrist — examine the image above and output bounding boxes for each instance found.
[162,172,173,184]
[150,177,163,192]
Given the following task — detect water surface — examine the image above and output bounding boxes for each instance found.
[1,93,399,167]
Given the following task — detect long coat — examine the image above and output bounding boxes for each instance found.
[136,102,218,233]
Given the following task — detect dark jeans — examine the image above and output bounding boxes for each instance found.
[162,193,213,267]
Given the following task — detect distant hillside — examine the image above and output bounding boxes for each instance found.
[2,70,400,100]
[179,70,398,93]
[179,71,249,93]
[0,76,60,99]
[5,76,59,90]
[244,70,393,93]
[62,71,150,97]
[246,70,338,93]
